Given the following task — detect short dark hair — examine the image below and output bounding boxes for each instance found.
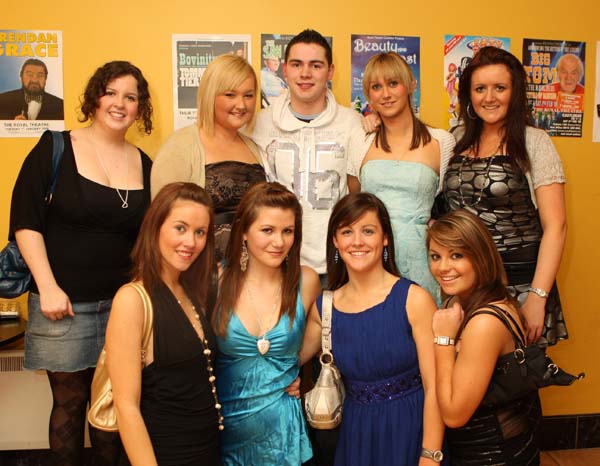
[79,61,153,134]
[20,59,48,77]
[285,29,332,66]
[326,192,400,290]
[131,182,215,310]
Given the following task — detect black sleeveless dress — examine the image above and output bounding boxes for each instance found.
[138,284,221,466]
[442,155,567,346]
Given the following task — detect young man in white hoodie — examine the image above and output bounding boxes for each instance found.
[253,29,364,278]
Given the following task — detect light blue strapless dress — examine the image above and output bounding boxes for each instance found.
[216,292,312,465]
[360,160,441,305]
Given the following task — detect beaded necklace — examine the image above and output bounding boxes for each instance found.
[177,296,224,431]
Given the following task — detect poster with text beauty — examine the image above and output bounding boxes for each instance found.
[172,34,251,130]
[523,39,586,137]
[351,35,420,117]
[594,42,600,143]
[443,35,510,130]
[0,30,64,138]
[260,34,333,109]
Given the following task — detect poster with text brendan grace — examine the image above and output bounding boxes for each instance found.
[351,35,420,118]
[0,30,64,138]
[172,34,251,130]
[523,39,585,138]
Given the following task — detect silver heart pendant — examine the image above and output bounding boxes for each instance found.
[257,337,270,355]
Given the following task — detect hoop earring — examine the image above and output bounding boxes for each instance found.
[466,102,478,120]
[383,246,389,263]
[240,240,249,272]
[334,249,339,264]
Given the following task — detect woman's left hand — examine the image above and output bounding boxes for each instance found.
[521,294,546,344]
[285,376,301,399]
[432,301,464,339]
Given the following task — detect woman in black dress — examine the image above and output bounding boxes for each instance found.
[441,46,567,347]
[106,183,221,466]
[428,210,541,465]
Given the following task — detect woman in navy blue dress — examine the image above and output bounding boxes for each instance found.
[300,192,444,466]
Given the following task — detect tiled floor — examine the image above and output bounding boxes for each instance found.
[541,448,600,465]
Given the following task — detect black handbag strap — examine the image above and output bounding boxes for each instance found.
[44,130,65,205]
[469,304,527,348]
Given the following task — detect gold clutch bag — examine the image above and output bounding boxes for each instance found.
[88,282,153,432]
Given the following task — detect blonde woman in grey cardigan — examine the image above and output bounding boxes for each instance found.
[151,55,266,261]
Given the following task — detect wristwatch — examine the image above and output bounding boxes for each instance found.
[528,287,549,298]
[421,447,444,462]
[433,336,455,346]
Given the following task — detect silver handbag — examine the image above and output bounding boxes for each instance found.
[304,290,345,429]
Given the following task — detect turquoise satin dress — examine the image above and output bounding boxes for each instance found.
[360,160,441,305]
[216,291,312,465]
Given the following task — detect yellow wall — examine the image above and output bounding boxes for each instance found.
[2,0,599,416]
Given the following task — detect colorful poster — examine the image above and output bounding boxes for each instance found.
[594,42,600,143]
[260,34,292,108]
[172,34,251,130]
[523,39,585,137]
[259,33,333,109]
[350,35,420,117]
[0,30,64,138]
[443,35,510,129]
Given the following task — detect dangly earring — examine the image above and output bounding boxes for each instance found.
[334,249,339,264]
[383,246,389,263]
[466,102,478,120]
[240,240,249,272]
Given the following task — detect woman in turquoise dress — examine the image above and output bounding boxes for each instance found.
[300,192,444,466]
[348,52,455,306]
[214,182,321,465]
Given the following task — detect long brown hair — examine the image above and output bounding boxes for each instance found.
[427,210,519,322]
[362,52,431,152]
[214,182,303,337]
[131,182,215,309]
[326,192,400,290]
[454,46,532,173]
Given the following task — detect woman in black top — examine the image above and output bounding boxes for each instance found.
[10,61,153,466]
[106,182,221,466]
[428,210,541,465]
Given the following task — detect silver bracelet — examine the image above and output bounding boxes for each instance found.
[527,287,549,298]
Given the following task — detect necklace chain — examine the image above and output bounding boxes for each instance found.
[457,155,495,207]
[245,279,282,339]
[177,295,224,431]
[92,140,130,208]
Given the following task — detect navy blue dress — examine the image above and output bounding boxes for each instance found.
[317,278,424,466]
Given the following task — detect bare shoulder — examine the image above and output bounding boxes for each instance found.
[405,282,437,324]
[301,266,319,287]
[301,266,321,313]
[111,283,145,322]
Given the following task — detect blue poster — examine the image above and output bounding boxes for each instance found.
[350,35,420,117]
[523,38,585,137]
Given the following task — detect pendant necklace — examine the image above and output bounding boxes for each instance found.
[457,143,502,207]
[92,141,130,208]
[177,294,224,431]
[245,279,282,355]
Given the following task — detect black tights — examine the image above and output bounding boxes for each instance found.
[47,369,123,466]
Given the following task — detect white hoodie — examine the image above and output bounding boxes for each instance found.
[253,89,365,274]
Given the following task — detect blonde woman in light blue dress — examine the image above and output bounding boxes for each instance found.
[349,52,455,306]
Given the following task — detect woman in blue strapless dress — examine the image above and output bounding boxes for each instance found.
[348,52,455,306]
[214,182,321,466]
[300,192,445,466]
